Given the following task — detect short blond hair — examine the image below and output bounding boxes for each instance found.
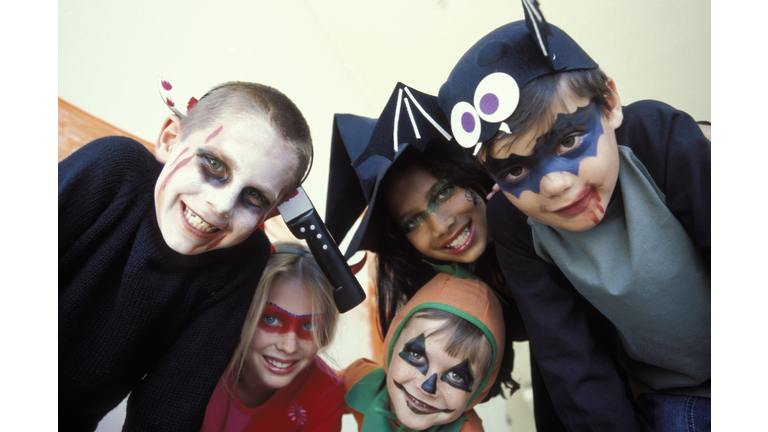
[181,82,313,194]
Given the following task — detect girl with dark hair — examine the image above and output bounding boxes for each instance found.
[326,83,564,430]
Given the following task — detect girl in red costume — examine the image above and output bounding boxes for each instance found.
[201,244,345,432]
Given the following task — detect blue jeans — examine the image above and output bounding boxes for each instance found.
[637,393,711,432]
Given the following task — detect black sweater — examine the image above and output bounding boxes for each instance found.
[59,137,271,431]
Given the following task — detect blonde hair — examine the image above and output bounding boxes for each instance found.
[180,81,313,195]
[225,243,338,386]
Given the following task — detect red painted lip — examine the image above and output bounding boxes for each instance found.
[439,222,475,255]
[262,355,299,375]
[553,188,596,217]
[180,202,220,237]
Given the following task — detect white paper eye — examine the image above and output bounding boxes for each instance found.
[473,73,520,123]
[450,101,481,149]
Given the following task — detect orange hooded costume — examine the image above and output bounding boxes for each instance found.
[339,273,505,432]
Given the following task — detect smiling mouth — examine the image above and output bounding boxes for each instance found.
[183,204,219,233]
[263,355,299,375]
[394,381,455,415]
[440,222,475,254]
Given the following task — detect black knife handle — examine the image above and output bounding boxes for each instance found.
[284,209,366,314]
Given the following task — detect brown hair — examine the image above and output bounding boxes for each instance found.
[406,308,493,379]
[475,68,612,168]
[180,81,313,195]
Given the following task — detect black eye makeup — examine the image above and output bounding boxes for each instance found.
[399,333,429,375]
[440,359,474,393]
[197,149,229,181]
[243,188,271,209]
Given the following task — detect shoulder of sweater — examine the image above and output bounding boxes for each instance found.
[84,136,158,172]
[616,100,698,151]
[59,136,160,191]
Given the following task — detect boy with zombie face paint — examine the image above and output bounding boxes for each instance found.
[437,1,710,431]
[59,81,312,431]
[339,273,505,432]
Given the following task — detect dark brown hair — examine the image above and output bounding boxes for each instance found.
[475,68,612,168]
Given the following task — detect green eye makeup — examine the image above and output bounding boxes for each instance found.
[399,179,455,234]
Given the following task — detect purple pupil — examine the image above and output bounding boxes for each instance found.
[480,93,499,115]
[461,112,475,132]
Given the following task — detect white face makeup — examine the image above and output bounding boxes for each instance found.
[385,166,488,264]
[240,275,320,404]
[154,117,297,254]
[386,317,485,430]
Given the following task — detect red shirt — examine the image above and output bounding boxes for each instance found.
[202,357,345,432]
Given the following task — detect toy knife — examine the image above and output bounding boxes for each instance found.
[277,186,366,313]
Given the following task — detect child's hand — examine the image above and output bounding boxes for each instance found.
[486,183,501,201]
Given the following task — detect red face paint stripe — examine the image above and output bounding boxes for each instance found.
[205,125,223,143]
[169,147,189,166]
[160,154,194,193]
[259,303,322,341]
[190,232,221,253]
[205,235,226,251]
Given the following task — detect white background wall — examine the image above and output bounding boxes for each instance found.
[54,1,713,431]
[58,0,711,221]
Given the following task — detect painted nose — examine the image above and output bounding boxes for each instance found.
[206,187,238,218]
[539,171,577,198]
[277,332,298,354]
[421,373,438,394]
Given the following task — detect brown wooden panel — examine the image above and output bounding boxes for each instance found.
[58,98,155,162]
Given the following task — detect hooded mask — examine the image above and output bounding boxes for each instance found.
[383,273,505,412]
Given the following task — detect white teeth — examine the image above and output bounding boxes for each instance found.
[183,207,218,233]
[407,391,434,410]
[266,358,295,369]
[446,226,470,249]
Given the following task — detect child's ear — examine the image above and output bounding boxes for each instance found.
[155,114,182,164]
[605,78,623,130]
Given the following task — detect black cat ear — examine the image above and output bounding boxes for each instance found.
[352,82,452,169]
[522,0,554,68]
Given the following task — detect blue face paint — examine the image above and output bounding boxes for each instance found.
[484,102,604,198]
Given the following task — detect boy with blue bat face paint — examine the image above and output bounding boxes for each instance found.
[438,1,710,431]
